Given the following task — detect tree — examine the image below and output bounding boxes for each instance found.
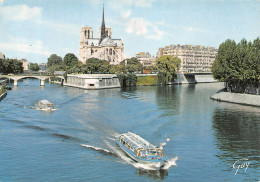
[212,37,260,92]
[85,58,109,73]
[29,63,40,72]
[117,73,137,87]
[212,39,237,82]
[64,53,79,68]
[155,55,181,84]
[47,54,63,68]
[124,57,142,73]
[47,54,64,73]
[47,64,65,73]
[0,58,23,74]
[116,64,126,73]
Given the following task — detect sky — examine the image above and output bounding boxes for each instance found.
[0,0,259,63]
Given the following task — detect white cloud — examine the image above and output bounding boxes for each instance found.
[124,16,166,40]
[0,4,41,21]
[0,37,51,56]
[145,26,165,40]
[0,4,78,36]
[126,18,148,35]
[122,10,131,19]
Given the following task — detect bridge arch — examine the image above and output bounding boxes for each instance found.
[0,75,64,87]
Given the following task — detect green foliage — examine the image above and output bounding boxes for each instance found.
[47,54,65,73]
[84,58,109,73]
[124,57,142,73]
[116,65,125,73]
[63,71,67,81]
[47,54,63,68]
[137,76,158,86]
[117,73,137,87]
[64,53,79,68]
[212,37,260,88]
[0,58,23,74]
[117,73,125,87]
[0,84,6,95]
[29,63,40,72]
[47,64,65,73]
[155,55,181,84]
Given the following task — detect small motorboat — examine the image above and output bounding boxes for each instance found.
[37,100,56,111]
[116,132,168,169]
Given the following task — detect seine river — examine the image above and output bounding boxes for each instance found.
[0,79,259,181]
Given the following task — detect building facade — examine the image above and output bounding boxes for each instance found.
[157,44,218,73]
[20,59,29,71]
[64,74,120,89]
[79,7,124,65]
[0,52,5,59]
[135,52,156,67]
[38,63,47,71]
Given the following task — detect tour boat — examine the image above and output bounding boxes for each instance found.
[116,132,168,169]
[37,100,56,111]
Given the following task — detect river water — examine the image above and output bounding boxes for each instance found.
[0,79,259,181]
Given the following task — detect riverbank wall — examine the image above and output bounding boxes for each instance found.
[211,91,260,107]
[136,73,217,86]
[63,74,120,89]
[64,73,217,88]
[169,73,217,84]
[225,81,260,95]
[0,90,7,101]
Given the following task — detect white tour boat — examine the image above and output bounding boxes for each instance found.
[37,100,56,111]
[116,132,168,169]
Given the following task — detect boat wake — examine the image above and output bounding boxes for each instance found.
[129,156,178,171]
[104,140,178,171]
[80,144,115,156]
[161,156,178,170]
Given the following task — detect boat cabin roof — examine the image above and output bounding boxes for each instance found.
[39,100,53,105]
[119,132,156,150]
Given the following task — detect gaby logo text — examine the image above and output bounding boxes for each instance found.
[233,158,250,175]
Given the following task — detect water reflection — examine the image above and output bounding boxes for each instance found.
[212,104,260,171]
[156,85,180,116]
[137,169,168,180]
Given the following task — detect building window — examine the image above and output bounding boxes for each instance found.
[109,48,112,55]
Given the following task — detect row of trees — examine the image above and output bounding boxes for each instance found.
[0,58,23,74]
[47,53,181,85]
[212,37,260,88]
[47,53,79,73]
[47,54,144,74]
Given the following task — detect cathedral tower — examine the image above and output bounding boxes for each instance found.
[79,6,124,65]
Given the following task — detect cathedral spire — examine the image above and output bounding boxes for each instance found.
[100,5,106,41]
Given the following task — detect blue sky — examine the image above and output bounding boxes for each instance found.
[0,0,259,63]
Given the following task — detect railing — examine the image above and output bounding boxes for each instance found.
[16,72,54,76]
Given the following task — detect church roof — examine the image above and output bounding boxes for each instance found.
[86,38,122,47]
[100,37,117,47]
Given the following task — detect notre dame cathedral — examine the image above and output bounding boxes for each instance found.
[79,7,125,65]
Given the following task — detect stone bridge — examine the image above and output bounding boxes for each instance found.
[0,75,64,86]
